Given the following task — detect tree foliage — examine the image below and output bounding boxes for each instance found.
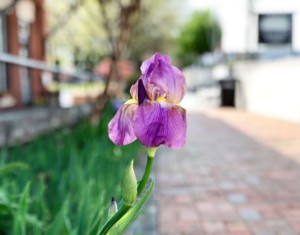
[45,0,183,69]
[45,0,110,67]
[128,0,183,63]
[176,11,221,67]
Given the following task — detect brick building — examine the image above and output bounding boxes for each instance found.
[0,0,46,108]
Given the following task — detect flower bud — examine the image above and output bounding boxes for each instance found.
[121,160,137,206]
[108,196,118,219]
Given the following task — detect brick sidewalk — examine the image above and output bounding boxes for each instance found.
[156,108,300,235]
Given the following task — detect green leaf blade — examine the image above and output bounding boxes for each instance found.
[13,183,30,235]
[107,178,154,235]
[0,163,29,178]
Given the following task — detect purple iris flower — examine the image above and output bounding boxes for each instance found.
[108,52,186,149]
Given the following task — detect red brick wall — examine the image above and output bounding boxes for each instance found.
[6,10,22,106]
[6,0,46,107]
[30,0,46,101]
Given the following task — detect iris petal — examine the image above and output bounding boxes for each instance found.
[134,101,186,149]
[130,81,138,100]
[141,53,186,104]
[140,52,171,74]
[138,79,148,105]
[108,103,138,146]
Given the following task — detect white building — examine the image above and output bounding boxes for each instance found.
[189,0,300,122]
[215,0,300,54]
[214,0,300,122]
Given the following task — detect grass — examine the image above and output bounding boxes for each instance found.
[0,104,143,234]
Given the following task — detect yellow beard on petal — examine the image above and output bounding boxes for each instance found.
[156,97,167,104]
[125,98,138,105]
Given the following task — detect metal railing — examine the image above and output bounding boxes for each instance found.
[0,52,103,108]
[0,52,100,81]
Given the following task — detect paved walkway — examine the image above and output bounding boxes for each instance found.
[156,108,300,235]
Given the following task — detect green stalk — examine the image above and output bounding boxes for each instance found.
[99,149,156,234]
[98,204,131,235]
[137,155,154,195]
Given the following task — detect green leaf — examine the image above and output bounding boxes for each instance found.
[107,178,154,235]
[13,183,30,235]
[0,162,29,178]
[46,201,69,235]
[25,214,44,231]
[0,203,13,216]
[77,191,88,235]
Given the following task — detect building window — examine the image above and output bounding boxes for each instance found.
[258,14,292,45]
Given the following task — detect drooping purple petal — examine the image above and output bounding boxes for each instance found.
[108,102,138,146]
[140,53,186,104]
[134,101,186,149]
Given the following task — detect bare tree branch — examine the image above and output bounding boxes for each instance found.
[90,0,141,125]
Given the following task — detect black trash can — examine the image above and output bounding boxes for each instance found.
[218,78,236,107]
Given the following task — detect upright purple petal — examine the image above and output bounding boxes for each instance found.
[130,78,149,103]
[138,79,148,105]
[140,52,171,74]
[130,80,138,100]
[140,53,186,104]
[134,101,186,149]
[108,103,138,146]
[170,66,186,103]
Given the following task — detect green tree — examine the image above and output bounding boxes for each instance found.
[176,11,221,67]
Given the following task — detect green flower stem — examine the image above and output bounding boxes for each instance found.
[98,203,131,235]
[99,150,156,234]
[137,155,154,195]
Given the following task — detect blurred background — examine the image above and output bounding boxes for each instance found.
[1,0,300,121]
[1,0,300,234]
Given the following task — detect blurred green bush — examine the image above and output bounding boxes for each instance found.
[176,11,221,67]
